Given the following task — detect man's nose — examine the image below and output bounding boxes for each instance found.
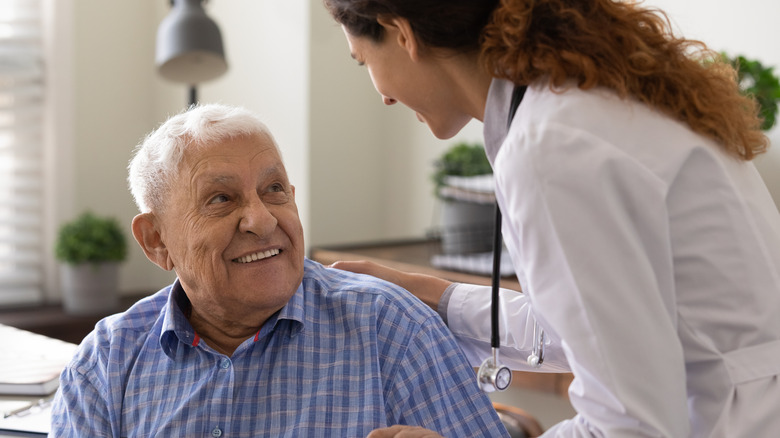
[239,196,277,236]
[382,95,397,105]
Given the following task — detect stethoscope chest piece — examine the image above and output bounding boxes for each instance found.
[477,351,513,392]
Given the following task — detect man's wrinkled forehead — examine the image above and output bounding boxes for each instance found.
[177,135,288,183]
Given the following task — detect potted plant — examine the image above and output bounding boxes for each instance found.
[55,211,128,315]
[724,53,780,131]
[724,54,780,210]
[432,142,496,254]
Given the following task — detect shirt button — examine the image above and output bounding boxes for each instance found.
[212,427,223,437]
[220,358,231,369]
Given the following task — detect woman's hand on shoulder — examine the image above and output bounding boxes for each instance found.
[366,425,444,438]
[329,260,452,311]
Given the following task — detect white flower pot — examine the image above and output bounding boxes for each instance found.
[439,200,496,254]
[60,262,120,315]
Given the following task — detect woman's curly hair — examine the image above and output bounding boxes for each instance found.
[481,0,767,160]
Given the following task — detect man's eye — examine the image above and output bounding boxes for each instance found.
[209,194,230,204]
[264,183,290,204]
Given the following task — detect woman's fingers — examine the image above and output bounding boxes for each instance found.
[366,425,445,438]
[329,260,452,309]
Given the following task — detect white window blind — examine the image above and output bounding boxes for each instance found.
[0,0,45,305]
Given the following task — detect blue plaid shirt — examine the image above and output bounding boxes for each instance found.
[51,259,508,437]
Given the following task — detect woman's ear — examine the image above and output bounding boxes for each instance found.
[131,213,174,271]
[376,15,420,61]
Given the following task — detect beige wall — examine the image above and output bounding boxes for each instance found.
[68,1,174,295]
[58,1,314,296]
[307,1,482,247]
[645,0,780,208]
[58,0,481,297]
[57,0,779,297]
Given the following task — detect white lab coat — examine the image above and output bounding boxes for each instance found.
[446,78,780,437]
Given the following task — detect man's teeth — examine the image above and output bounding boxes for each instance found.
[234,249,280,263]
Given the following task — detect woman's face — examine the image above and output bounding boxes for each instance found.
[341,24,474,139]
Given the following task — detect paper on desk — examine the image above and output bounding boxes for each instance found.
[0,324,77,396]
[0,399,50,436]
[0,401,30,418]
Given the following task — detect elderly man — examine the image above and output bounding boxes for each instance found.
[50,104,508,437]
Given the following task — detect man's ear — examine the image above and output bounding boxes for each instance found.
[376,15,420,61]
[131,213,174,271]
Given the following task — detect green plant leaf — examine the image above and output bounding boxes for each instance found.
[432,142,492,197]
[724,53,780,131]
[55,211,128,265]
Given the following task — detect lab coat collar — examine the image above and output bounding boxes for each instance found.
[483,78,517,166]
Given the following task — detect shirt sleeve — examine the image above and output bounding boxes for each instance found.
[50,351,113,437]
[383,316,509,438]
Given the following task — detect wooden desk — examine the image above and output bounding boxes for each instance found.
[310,239,574,398]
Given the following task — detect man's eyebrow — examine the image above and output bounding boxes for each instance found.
[192,175,236,195]
[201,165,287,185]
[203,175,237,185]
[259,163,287,181]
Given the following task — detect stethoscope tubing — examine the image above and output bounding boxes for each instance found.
[490,206,544,370]
[486,84,544,386]
[490,204,503,349]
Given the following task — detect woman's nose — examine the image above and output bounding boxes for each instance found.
[382,95,397,106]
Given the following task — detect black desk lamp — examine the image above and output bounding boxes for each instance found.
[155,0,228,106]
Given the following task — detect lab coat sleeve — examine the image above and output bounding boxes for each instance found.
[493,121,689,437]
[446,283,572,372]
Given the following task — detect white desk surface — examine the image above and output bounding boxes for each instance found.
[0,394,51,437]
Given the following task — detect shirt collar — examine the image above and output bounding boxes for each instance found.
[159,278,306,359]
[159,279,196,357]
[277,281,306,328]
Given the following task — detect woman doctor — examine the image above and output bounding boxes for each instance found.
[323,0,780,437]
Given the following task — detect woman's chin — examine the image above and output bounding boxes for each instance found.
[425,118,470,140]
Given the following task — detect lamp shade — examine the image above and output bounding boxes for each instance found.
[156,0,227,84]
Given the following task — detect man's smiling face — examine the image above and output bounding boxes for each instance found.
[157,132,304,323]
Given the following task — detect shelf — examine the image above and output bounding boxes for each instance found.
[0,295,146,345]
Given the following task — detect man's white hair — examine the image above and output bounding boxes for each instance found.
[128,104,277,213]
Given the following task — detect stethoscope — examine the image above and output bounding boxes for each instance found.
[476,85,545,393]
